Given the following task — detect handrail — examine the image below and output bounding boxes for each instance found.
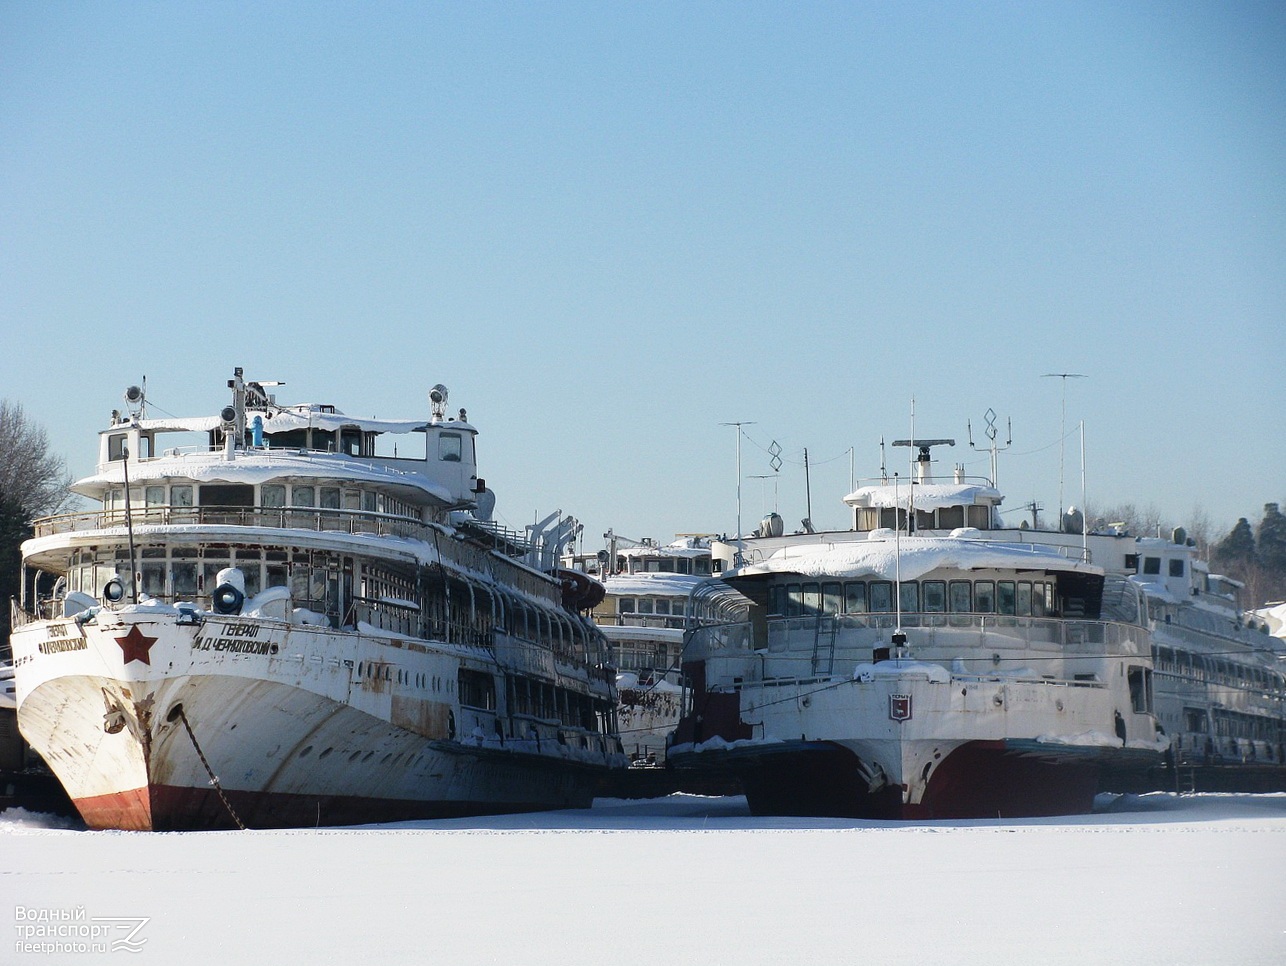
[33,505,431,541]
[684,612,1153,660]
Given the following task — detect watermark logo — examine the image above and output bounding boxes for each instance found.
[14,906,149,955]
[92,917,150,953]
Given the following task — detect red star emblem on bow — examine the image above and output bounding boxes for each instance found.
[114,625,158,666]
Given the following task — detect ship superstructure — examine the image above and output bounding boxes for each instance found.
[11,370,624,830]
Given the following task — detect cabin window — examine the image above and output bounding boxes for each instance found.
[458,669,496,710]
[822,582,843,615]
[1124,554,1139,572]
[1169,559,1185,577]
[967,505,990,529]
[173,562,198,596]
[654,599,670,616]
[144,486,166,507]
[802,583,821,616]
[948,581,972,613]
[261,484,286,508]
[880,507,908,530]
[439,432,463,462]
[899,582,919,613]
[637,598,653,615]
[340,430,362,456]
[938,506,965,530]
[869,581,894,613]
[922,581,946,613]
[200,484,255,507]
[1032,582,1047,617]
[915,510,936,531]
[108,433,127,461]
[171,485,193,507]
[997,581,1016,615]
[1143,557,1161,575]
[786,584,803,618]
[343,490,361,511]
[844,581,867,613]
[975,581,995,613]
[767,586,784,615]
[292,486,316,507]
[320,487,341,509]
[618,597,635,614]
[1128,666,1153,715]
[1016,582,1032,617]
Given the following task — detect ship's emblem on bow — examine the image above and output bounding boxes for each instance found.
[889,694,912,722]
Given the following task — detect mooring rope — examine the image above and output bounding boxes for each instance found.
[174,706,248,830]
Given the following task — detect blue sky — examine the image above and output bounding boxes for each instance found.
[2,2,1283,550]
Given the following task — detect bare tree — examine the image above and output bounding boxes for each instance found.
[0,400,74,522]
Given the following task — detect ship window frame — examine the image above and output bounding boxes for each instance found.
[974,581,995,613]
[898,581,918,614]
[869,581,894,613]
[997,581,1016,616]
[785,583,802,618]
[439,432,464,463]
[844,581,867,614]
[948,580,972,613]
[921,580,946,613]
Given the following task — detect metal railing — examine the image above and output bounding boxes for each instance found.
[33,505,430,541]
[684,612,1151,661]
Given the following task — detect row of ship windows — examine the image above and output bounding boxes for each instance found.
[616,597,689,617]
[855,505,993,532]
[1155,647,1284,693]
[768,579,1057,618]
[1126,554,1185,578]
[103,483,419,519]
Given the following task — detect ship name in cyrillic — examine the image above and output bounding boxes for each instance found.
[193,624,278,655]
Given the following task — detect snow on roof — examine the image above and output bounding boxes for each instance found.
[844,482,1003,511]
[71,450,455,503]
[730,533,1099,582]
[602,573,709,597]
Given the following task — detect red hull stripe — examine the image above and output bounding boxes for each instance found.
[74,784,591,831]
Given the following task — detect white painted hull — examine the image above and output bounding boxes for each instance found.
[671,654,1165,818]
[13,612,619,830]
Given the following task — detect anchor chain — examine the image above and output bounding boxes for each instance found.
[174,706,247,830]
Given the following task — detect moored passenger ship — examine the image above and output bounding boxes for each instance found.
[10,370,624,830]
[669,440,1170,818]
[579,534,723,764]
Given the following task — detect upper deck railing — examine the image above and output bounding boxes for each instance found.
[33,505,432,541]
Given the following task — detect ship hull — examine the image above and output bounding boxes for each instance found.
[669,661,1163,820]
[13,613,617,831]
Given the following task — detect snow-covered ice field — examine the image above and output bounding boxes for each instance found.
[4,793,1283,966]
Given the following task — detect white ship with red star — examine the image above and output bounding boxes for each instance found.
[11,369,624,830]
